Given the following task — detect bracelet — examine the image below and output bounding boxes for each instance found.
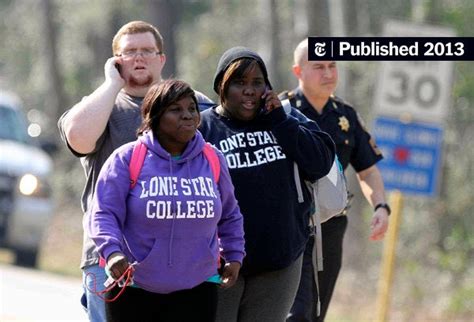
[374,203,391,216]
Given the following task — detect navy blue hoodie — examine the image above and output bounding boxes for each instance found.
[199,106,335,275]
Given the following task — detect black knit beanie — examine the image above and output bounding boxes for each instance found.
[213,46,272,94]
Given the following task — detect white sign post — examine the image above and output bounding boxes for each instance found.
[373,20,455,123]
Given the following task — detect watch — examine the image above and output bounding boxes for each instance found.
[374,203,391,216]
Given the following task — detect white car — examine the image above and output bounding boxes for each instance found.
[0,91,54,267]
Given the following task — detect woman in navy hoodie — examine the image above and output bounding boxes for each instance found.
[199,47,336,322]
[88,79,245,322]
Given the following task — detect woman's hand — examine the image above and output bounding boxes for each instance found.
[261,89,282,113]
[220,261,241,289]
[106,252,129,280]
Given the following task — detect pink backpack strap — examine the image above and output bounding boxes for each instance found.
[130,141,148,189]
[203,143,220,183]
[99,256,106,268]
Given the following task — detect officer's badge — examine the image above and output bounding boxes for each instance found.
[338,116,350,132]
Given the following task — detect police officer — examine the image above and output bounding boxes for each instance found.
[282,39,390,322]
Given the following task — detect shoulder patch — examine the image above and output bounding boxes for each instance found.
[355,112,382,156]
[369,137,383,156]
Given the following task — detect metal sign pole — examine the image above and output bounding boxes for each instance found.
[375,190,404,322]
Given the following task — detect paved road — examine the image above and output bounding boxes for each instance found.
[0,264,87,321]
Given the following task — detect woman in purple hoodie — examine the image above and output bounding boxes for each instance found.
[88,79,245,322]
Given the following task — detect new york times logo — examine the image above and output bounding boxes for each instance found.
[314,42,326,57]
[308,37,474,61]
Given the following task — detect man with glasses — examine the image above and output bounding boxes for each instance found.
[58,20,213,321]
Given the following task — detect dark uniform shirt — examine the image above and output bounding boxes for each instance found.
[280,88,383,172]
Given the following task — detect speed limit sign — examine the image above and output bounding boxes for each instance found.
[373,20,455,123]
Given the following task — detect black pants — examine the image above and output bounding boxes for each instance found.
[287,216,348,322]
[106,281,217,322]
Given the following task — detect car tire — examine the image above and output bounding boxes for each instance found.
[14,248,38,267]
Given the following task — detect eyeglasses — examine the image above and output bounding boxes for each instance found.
[117,49,162,59]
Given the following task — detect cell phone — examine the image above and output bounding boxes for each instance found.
[115,63,122,75]
[260,86,270,113]
[260,97,266,111]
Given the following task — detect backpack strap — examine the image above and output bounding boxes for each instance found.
[130,142,219,187]
[283,94,323,317]
[203,143,220,183]
[130,141,148,189]
[293,163,304,203]
[99,256,106,268]
[281,98,293,114]
[282,98,306,204]
[203,143,222,273]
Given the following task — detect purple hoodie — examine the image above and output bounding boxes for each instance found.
[88,130,245,294]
